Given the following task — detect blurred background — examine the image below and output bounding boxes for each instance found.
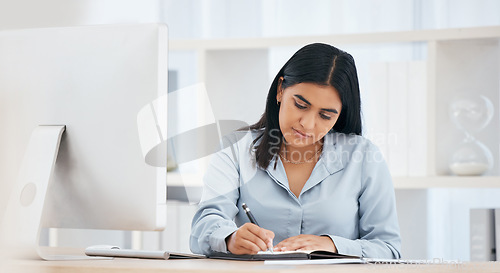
[0,0,499,262]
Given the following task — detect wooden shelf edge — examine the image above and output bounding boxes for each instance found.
[170,26,500,50]
[394,176,500,189]
[167,172,203,187]
[168,173,500,189]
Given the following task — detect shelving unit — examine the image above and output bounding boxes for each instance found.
[167,173,500,191]
[168,25,500,189]
[393,176,500,189]
[166,27,500,258]
[169,26,500,50]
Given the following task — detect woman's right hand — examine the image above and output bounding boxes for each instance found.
[226,223,275,254]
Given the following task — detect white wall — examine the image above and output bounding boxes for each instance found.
[0,0,160,31]
[160,0,500,39]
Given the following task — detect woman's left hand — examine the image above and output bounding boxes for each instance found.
[273,234,337,252]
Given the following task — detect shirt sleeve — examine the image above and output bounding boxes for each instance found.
[326,142,402,259]
[189,140,242,255]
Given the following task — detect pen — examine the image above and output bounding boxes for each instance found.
[242,203,259,226]
[241,203,273,253]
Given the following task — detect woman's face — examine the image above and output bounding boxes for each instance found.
[277,82,342,148]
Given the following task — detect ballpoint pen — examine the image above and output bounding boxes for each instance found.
[242,203,273,253]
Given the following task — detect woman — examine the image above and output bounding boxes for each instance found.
[190,43,401,259]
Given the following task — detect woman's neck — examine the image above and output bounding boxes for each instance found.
[281,141,323,163]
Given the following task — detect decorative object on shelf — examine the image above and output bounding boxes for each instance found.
[448,94,494,176]
[167,153,178,172]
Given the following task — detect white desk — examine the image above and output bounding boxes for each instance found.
[2,248,499,273]
[5,258,500,273]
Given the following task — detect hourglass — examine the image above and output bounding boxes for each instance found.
[448,94,494,176]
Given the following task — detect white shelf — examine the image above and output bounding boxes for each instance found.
[168,25,500,189]
[170,26,500,50]
[393,176,500,189]
[168,172,500,189]
[167,172,203,187]
[166,25,500,261]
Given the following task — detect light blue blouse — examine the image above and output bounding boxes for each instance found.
[190,130,401,259]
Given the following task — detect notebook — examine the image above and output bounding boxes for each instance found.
[208,249,361,261]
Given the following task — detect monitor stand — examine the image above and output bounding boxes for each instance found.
[0,125,108,260]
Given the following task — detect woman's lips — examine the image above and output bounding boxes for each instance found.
[293,128,311,139]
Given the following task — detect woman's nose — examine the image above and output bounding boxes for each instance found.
[299,112,315,130]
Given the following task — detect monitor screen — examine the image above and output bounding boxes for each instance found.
[0,24,168,234]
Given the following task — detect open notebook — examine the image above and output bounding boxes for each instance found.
[208,249,361,261]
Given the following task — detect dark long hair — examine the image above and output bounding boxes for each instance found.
[249,43,362,169]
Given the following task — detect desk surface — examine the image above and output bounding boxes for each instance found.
[5,258,500,273]
[1,248,499,273]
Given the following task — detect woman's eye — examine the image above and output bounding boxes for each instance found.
[294,102,307,109]
[320,113,331,120]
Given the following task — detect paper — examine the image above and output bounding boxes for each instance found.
[264,258,367,265]
[258,250,312,255]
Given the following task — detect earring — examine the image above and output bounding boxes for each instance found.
[277,100,280,106]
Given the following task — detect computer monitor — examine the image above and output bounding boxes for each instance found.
[0,24,168,258]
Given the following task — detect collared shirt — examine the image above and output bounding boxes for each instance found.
[190,130,401,259]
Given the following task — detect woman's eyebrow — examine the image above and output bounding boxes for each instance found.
[294,94,311,105]
[322,108,339,114]
[294,94,339,114]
